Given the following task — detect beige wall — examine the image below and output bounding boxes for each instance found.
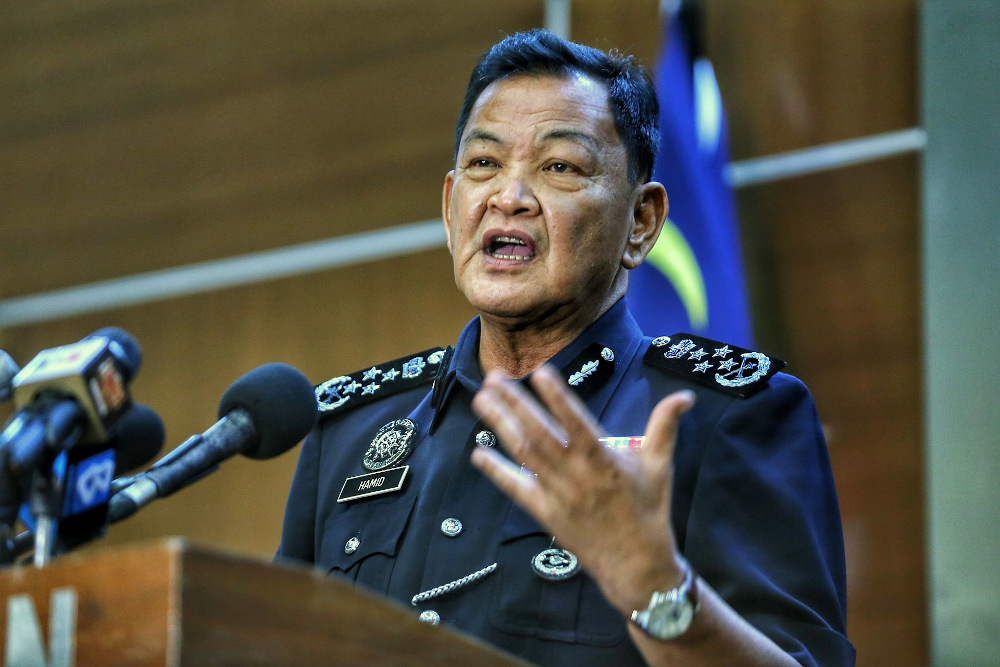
[0,2,921,664]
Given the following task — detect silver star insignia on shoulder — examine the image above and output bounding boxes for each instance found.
[645,334,786,398]
[315,347,446,419]
[688,348,708,361]
[718,358,738,371]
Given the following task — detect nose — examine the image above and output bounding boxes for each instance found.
[489,169,540,217]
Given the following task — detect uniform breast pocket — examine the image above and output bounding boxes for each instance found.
[489,505,627,647]
[318,494,417,593]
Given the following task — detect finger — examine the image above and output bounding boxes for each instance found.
[641,390,696,463]
[471,384,533,462]
[529,364,605,456]
[474,373,570,476]
[470,444,550,522]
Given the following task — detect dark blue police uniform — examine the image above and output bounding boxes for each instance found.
[278,299,855,666]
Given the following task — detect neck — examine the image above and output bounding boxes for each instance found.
[477,288,624,378]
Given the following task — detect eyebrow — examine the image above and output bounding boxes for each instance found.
[460,127,603,164]
[539,129,600,154]
[462,129,505,148]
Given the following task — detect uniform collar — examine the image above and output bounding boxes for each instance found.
[430,299,644,432]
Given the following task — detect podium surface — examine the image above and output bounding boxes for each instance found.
[0,538,526,666]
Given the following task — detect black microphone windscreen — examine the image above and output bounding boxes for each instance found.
[113,403,166,474]
[217,363,317,460]
[89,327,142,380]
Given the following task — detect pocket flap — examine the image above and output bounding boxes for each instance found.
[500,502,547,542]
[320,494,417,571]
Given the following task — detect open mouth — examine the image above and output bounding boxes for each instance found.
[484,234,535,261]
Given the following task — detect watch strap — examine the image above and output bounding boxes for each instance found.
[630,559,699,639]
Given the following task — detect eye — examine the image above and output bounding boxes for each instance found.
[468,157,498,169]
[544,161,574,174]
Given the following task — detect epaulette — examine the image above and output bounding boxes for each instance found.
[644,333,785,398]
[315,347,446,417]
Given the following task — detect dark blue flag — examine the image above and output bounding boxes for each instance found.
[627,11,753,347]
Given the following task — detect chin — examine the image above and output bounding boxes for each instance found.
[465,287,539,321]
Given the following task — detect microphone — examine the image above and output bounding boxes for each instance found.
[0,329,141,516]
[0,351,19,403]
[108,363,316,523]
[44,403,165,555]
[1,328,142,565]
[8,327,140,451]
[0,403,165,564]
[112,403,166,475]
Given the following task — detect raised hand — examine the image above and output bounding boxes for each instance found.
[470,363,695,615]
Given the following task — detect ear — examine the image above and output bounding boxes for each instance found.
[442,170,456,253]
[622,182,668,269]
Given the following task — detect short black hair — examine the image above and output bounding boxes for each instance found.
[454,29,660,184]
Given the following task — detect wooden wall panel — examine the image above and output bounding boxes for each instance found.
[0,1,542,295]
[705,2,924,664]
[706,0,917,154]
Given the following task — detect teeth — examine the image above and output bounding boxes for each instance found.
[486,235,532,260]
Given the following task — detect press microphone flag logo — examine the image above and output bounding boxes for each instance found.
[627,11,753,348]
[64,449,116,515]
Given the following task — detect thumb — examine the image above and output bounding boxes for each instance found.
[641,390,696,465]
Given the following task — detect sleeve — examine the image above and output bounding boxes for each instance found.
[275,426,322,565]
[684,373,856,667]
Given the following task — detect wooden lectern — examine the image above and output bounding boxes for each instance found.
[0,538,526,666]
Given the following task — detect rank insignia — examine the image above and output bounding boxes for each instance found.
[560,342,615,397]
[531,547,580,581]
[644,333,785,398]
[363,418,417,471]
[315,347,444,417]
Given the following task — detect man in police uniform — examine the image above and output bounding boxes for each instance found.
[278,30,854,666]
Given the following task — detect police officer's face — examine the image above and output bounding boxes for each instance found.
[443,73,639,326]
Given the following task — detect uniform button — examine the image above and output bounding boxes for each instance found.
[344,536,360,554]
[440,518,463,537]
[475,430,496,447]
[419,610,441,625]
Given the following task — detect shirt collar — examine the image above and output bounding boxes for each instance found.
[430,298,644,431]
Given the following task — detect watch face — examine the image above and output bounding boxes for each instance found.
[647,599,695,639]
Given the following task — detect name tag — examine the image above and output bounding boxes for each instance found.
[337,465,409,503]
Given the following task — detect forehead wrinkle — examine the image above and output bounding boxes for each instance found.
[461,76,621,163]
